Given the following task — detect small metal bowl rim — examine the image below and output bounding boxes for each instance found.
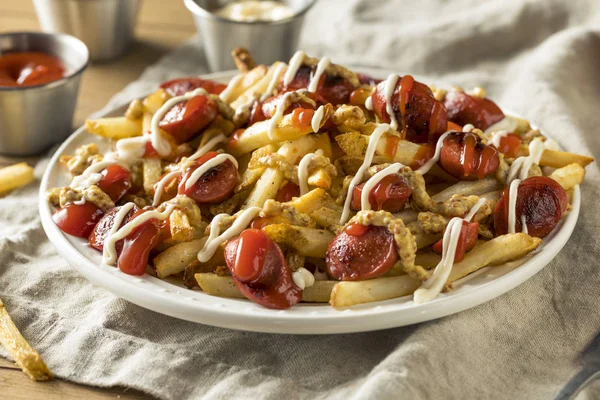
[184,0,316,26]
[0,31,90,92]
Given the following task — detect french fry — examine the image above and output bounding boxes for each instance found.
[516,145,594,168]
[0,163,35,194]
[195,273,335,302]
[0,298,53,381]
[330,233,541,308]
[300,281,336,302]
[196,273,244,299]
[142,111,153,132]
[549,163,586,191]
[431,177,502,202]
[228,104,334,157]
[220,65,267,103]
[142,88,170,114]
[330,276,420,308]
[289,188,331,214]
[85,117,142,140]
[142,157,162,194]
[124,99,143,121]
[230,61,287,110]
[449,233,541,281]
[169,209,195,243]
[154,238,206,279]
[244,135,318,207]
[334,131,424,166]
[310,206,343,230]
[263,224,335,258]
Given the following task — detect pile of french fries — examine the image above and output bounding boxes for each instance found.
[59,49,592,309]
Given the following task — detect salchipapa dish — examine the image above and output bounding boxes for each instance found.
[46,49,593,309]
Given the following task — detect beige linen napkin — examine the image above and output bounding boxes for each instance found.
[1,1,599,399]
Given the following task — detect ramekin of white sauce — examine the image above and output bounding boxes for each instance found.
[184,0,315,71]
[215,1,295,22]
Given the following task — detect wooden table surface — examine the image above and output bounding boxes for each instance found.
[0,0,197,398]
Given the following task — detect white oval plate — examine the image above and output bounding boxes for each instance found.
[39,69,580,334]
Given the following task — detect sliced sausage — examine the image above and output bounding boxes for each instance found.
[443,90,504,131]
[494,176,568,238]
[97,164,131,202]
[280,65,357,105]
[356,72,382,86]
[350,174,413,213]
[371,76,447,144]
[117,213,163,276]
[160,77,227,97]
[275,181,300,203]
[159,95,217,143]
[178,151,238,204]
[439,131,500,180]
[53,202,104,238]
[431,220,479,263]
[224,229,302,309]
[89,204,139,251]
[326,224,398,281]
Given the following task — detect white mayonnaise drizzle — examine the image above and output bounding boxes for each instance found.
[184,154,239,190]
[384,74,400,131]
[506,137,546,183]
[292,267,315,290]
[311,105,325,133]
[73,198,86,205]
[151,88,210,157]
[219,73,244,102]
[340,124,390,224]
[413,197,486,304]
[490,130,509,148]
[507,178,521,234]
[197,207,262,262]
[260,63,287,102]
[365,95,373,110]
[360,162,404,211]
[308,57,330,93]
[267,90,305,139]
[521,215,529,235]
[462,124,475,133]
[70,159,118,190]
[152,170,181,207]
[284,50,305,86]
[297,149,323,196]
[151,134,228,207]
[484,116,518,134]
[102,202,147,265]
[116,136,148,162]
[415,131,452,175]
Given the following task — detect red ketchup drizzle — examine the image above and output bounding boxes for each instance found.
[233,229,269,282]
[291,108,315,131]
[344,223,369,237]
[225,229,302,309]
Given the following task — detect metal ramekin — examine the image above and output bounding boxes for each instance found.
[0,32,89,156]
[184,0,316,71]
[33,0,140,61]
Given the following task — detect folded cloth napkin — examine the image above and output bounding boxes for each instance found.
[2,0,600,398]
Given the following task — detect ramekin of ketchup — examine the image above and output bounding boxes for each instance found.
[0,32,89,155]
[0,51,65,87]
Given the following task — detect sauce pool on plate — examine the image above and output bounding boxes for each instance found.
[0,51,65,87]
[215,0,295,22]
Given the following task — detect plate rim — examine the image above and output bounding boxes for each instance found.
[38,69,581,334]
